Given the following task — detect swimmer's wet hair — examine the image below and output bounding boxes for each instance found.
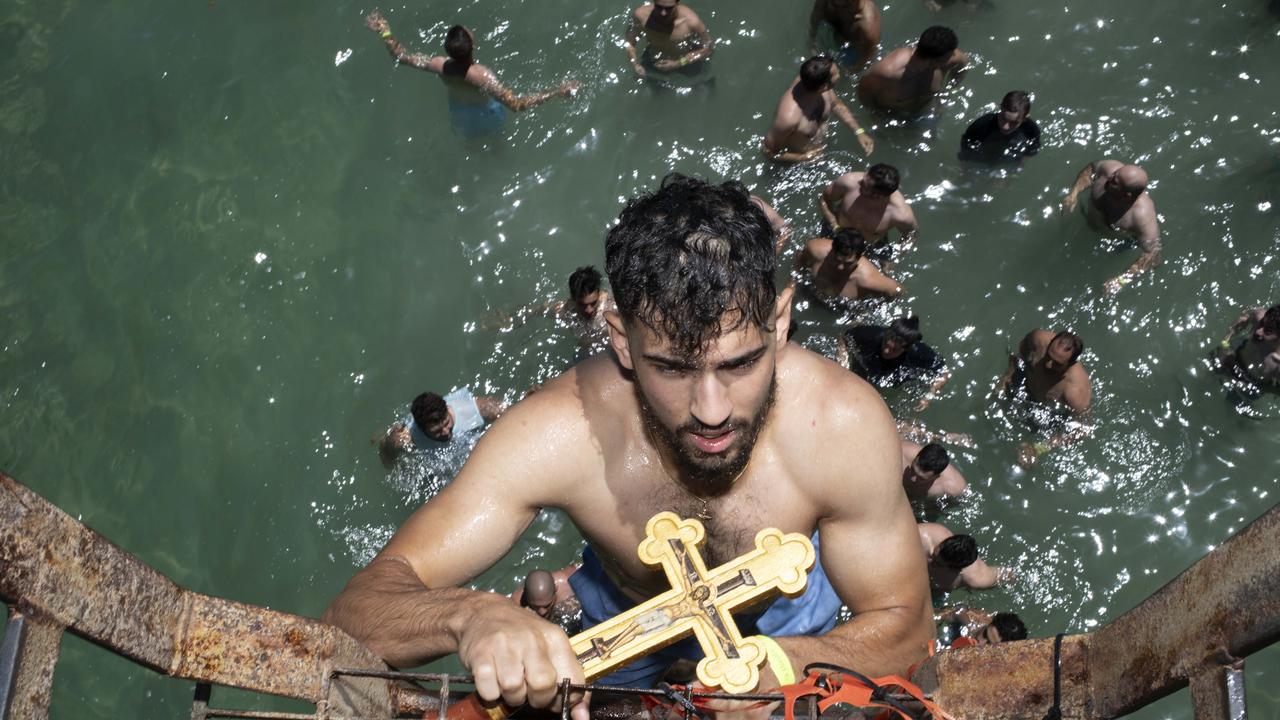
[1051,331,1085,365]
[917,443,950,474]
[799,56,836,91]
[887,315,923,346]
[411,391,449,427]
[991,613,1028,642]
[444,25,473,62]
[1262,304,1280,333]
[866,164,900,195]
[832,228,866,259]
[1002,90,1031,116]
[917,26,958,59]
[606,173,777,359]
[937,534,978,569]
[569,265,602,300]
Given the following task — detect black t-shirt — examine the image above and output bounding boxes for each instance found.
[845,325,946,387]
[959,112,1041,163]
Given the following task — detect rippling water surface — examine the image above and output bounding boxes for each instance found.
[1,0,1278,717]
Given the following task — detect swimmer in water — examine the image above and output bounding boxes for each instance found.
[958,91,1042,165]
[486,266,616,352]
[857,26,969,115]
[377,388,507,468]
[807,0,881,70]
[327,175,934,713]
[935,607,1027,648]
[763,56,874,164]
[624,0,713,79]
[793,228,902,301]
[900,441,966,501]
[1215,303,1280,392]
[364,12,578,138]
[918,523,1009,592]
[996,330,1093,467]
[1061,159,1162,295]
[514,567,583,635]
[819,164,918,264]
[839,316,951,410]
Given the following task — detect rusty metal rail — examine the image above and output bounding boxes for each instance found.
[2,470,1278,719]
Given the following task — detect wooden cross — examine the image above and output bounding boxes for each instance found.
[568,512,816,693]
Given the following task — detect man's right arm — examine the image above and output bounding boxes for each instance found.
[324,390,590,714]
[625,11,646,76]
[818,180,847,228]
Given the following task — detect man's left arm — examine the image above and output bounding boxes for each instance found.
[944,49,971,85]
[1105,211,1162,294]
[774,398,933,678]
[684,17,714,63]
[830,96,874,156]
[892,203,919,251]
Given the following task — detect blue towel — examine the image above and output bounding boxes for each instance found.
[568,533,841,687]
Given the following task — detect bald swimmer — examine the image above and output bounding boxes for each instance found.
[1061,159,1162,295]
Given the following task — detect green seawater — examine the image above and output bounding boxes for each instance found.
[1,0,1278,717]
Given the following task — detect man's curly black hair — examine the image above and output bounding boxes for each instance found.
[605,173,778,359]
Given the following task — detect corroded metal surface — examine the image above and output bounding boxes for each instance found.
[0,610,64,720]
[0,473,390,714]
[913,503,1279,719]
[1089,505,1279,717]
[913,635,1092,719]
[1189,660,1247,720]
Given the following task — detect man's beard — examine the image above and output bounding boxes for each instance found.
[636,375,778,498]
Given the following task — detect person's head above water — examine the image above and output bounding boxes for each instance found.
[829,228,867,272]
[935,534,979,570]
[1254,304,1280,344]
[568,265,604,319]
[915,26,958,63]
[997,90,1031,135]
[881,315,923,359]
[520,570,557,618]
[605,173,786,496]
[444,25,474,63]
[1105,164,1149,202]
[912,443,950,481]
[411,391,454,442]
[799,55,838,92]
[860,163,900,199]
[986,612,1028,643]
[1043,331,1084,375]
[650,0,681,28]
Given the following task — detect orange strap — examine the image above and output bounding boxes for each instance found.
[778,669,954,720]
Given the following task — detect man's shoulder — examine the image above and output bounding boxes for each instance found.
[632,4,652,21]
[778,347,895,442]
[677,5,705,24]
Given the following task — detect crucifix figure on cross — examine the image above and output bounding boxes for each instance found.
[569,511,816,693]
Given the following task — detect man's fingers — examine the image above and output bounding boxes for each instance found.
[470,653,502,704]
[495,642,530,707]
[542,629,587,711]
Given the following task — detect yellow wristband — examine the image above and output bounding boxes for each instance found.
[1034,442,1051,456]
[755,636,795,687]
[855,128,866,135]
[679,56,690,67]
[1220,339,1231,349]
[832,223,842,232]
[381,30,392,38]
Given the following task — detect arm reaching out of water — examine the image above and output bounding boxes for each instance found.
[366,11,445,72]
[481,69,579,113]
[1061,161,1096,213]
[830,95,874,156]
[325,392,590,718]
[1104,213,1162,295]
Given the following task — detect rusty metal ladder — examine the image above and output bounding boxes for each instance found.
[1,472,1275,719]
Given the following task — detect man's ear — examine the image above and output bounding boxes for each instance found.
[773,287,794,347]
[605,311,635,371]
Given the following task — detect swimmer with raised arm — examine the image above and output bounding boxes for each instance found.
[326,175,932,716]
[1061,159,1162,295]
[996,329,1093,467]
[365,11,577,137]
[763,56,874,164]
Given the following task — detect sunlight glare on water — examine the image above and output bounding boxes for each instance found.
[0,0,1277,717]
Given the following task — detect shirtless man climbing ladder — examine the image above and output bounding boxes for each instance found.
[325,174,932,716]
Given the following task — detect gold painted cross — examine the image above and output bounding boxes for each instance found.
[568,512,816,693]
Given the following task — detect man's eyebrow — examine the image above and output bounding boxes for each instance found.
[641,344,768,370]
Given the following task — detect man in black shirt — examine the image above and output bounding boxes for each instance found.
[840,316,950,409]
[959,90,1040,164]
